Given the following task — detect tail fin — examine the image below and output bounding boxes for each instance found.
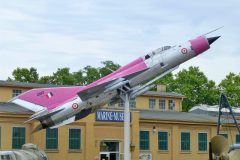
[11,86,84,112]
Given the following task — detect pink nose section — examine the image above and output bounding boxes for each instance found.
[189,36,210,55]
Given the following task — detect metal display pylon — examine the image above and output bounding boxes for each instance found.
[123,93,131,160]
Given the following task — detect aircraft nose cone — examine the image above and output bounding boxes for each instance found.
[207,36,221,45]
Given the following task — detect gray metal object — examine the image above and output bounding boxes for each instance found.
[217,93,240,135]
[0,143,47,160]
[123,93,131,160]
[229,144,240,152]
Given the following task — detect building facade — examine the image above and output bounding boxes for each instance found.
[0,80,239,160]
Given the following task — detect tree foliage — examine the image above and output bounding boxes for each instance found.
[51,68,75,85]
[82,66,101,84]
[38,76,54,84]
[165,67,219,111]
[154,73,174,92]
[9,60,120,86]
[72,70,84,86]
[9,67,39,83]
[179,67,219,111]
[219,73,240,106]
[99,60,121,77]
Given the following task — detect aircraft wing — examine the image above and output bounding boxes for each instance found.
[78,57,149,101]
[129,65,179,98]
[78,78,124,101]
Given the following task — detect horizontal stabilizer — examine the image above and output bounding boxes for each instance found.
[25,108,64,123]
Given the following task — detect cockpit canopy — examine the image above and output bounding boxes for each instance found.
[144,46,171,60]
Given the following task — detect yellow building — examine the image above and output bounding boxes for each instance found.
[0,80,239,160]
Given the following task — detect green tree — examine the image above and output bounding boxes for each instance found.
[99,60,121,77]
[51,68,75,85]
[170,67,219,111]
[10,67,39,83]
[83,66,101,84]
[72,70,85,86]
[154,73,175,92]
[38,76,54,84]
[219,73,240,106]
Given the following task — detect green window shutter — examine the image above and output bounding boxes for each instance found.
[0,127,1,148]
[158,132,168,150]
[181,132,190,151]
[198,133,207,151]
[12,127,26,149]
[69,129,81,150]
[140,131,149,150]
[236,134,240,144]
[46,128,58,149]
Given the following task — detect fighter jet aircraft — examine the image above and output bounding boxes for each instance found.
[11,32,220,132]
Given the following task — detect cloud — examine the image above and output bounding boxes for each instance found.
[0,0,240,84]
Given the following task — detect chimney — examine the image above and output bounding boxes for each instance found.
[157,85,166,92]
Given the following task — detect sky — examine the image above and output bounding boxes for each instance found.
[0,0,239,84]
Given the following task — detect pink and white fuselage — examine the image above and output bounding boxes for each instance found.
[11,35,220,132]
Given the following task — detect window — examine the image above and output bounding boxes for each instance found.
[118,99,124,107]
[12,89,22,98]
[129,98,136,108]
[69,129,81,150]
[159,100,166,110]
[236,134,240,144]
[198,133,207,151]
[158,131,168,150]
[12,127,25,149]
[46,128,58,150]
[181,132,190,151]
[117,99,136,108]
[168,100,175,110]
[100,141,119,152]
[140,131,149,150]
[220,134,228,139]
[149,99,156,109]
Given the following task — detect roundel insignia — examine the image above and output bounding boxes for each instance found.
[181,48,188,54]
[72,103,79,110]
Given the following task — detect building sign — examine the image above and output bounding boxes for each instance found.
[96,110,131,122]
